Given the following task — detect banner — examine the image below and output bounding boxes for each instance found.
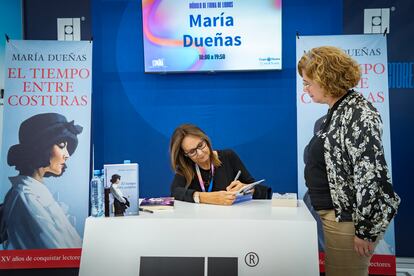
[0,0,23,157]
[0,40,92,269]
[296,34,396,275]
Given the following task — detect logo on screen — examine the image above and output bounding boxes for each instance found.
[258,57,280,66]
[152,58,165,68]
[364,8,390,34]
[57,18,81,41]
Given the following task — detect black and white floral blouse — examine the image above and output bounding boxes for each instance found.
[318,90,400,242]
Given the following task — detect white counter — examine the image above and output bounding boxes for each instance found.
[79,200,319,276]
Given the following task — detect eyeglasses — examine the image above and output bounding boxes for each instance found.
[184,140,207,158]
[303,81,312,88]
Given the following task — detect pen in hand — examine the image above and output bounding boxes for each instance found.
[234,170,241,182]
[226,170,242,193]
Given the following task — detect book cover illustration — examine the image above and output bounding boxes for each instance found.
[140,197,174,211]
[104,163,139,216]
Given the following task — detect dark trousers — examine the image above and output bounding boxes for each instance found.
[113,199,126,216]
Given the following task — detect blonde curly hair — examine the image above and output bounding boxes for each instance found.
[298,46,361,98]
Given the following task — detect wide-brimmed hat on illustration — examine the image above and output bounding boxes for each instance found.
[7,113,83,170]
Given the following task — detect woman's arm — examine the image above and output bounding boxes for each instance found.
[171,174,197,202]
[110,186,126,203]
[172,173,238,205]
[197,191,236,205]
[346,109,400,242]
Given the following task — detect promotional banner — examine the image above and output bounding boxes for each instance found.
[0,40,92,269]
[0,0,23,156]
[0,1,22,91]
[296,34,396,275]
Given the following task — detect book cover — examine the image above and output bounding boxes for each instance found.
[233,193,253,204]
[140,197,174,211]
[104,163,139,216]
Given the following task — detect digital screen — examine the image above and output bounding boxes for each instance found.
[142,0,282,73]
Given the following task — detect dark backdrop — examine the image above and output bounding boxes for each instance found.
[343,0,414,259]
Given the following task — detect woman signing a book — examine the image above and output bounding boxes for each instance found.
[169,124,271,205]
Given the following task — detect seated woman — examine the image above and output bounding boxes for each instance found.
[170,124,271,205]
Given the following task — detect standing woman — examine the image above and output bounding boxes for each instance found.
[0,113,83,249]
[298,46,400,276]
[170,124,271,205]
[109,174,129,216]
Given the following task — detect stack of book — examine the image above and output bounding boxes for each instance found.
[272,193,297,207]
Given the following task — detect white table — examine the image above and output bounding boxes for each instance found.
[79,200,319,276]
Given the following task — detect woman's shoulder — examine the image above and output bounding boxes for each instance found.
[339,91,381,123]
[7,176,44,198]
[217,149,242,165]
[346,91,378,112]
[3,184,49,216]
[217,149,238,158]
[338,92,383,136]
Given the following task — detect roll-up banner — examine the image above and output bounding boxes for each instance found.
[0,0,23,163]
[0,40,92,269]
[296,34,396,275]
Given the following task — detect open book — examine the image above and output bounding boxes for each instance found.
[232,179,265,205]
[235,179,265,196]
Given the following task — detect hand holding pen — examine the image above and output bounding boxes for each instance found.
[226,170,245,192]
[234,170,241,182]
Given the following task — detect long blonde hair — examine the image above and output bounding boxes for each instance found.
[170,124,222,186]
